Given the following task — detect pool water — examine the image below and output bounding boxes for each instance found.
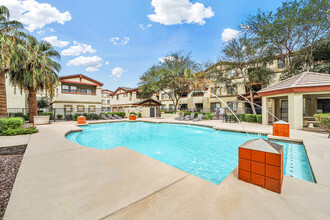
[66,122,315,184]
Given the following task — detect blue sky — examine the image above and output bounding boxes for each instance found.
[1,0,284,91]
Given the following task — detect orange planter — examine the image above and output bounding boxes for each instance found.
[77,116,86,125]
[129,115,137,120]
[273,121,290,137]
[238,138,284,193]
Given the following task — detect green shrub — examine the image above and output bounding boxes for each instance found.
[245,114,257,123]
[82,113,91,120]
[138,113,142,118]
[314,113,330,134]
[2,124,38,136]
[91,114,100,120]
[129,112,137,115]
[111,112,126,118]
[203,113,214,120]
[57,114,63,120]
[73,114,82,121]
[8,112,29,121]
[238,114,246,121]
[65,114,73,121]
[0,117,24,132]
[256,115,262,123]
[39,111,53,120]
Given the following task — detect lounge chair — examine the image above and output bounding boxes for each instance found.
[192,114,203,122]
[101,114,110,120]
[184,113,195,121]
[175,112,185,120]
[112,114,122,119]
[180,115,190,121]
[107,114,116,119]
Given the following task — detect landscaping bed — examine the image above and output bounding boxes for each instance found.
[0,145,26,219]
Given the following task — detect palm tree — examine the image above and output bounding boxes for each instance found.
[0,5,24,118]
[10,36,61,123]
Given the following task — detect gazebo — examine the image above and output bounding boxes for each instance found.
[132,98,162,118]
[258,72,330,129]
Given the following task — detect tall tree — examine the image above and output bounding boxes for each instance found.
[0,5,24,118]
[9,36,61,123]
[209,34,275,114]
[139,51,199,111]
[245,0,330,78]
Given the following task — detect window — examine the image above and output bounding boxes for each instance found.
[169,104,174,110]
[228,102,238,111]
[87,89,93,94]
[192,91,203,96]
[70,86,77,93]
[107,100,110,104]
[116,95,119,100]
[181,92,188,97]
[211,87,221,96]
[277,59,285,69]
[62,85,69,92]
[64,105,72,112]
[161,105,166,110]
[227,87,236,95]
[227,69,237,77]
[77,105,85,112]
[80,88,87,93]
[88,105,96,112]
[211,103,221,111]
[136,92,140,98]
[161,93,167,99]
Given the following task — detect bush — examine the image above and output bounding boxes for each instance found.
[8,112,29,121]
[91,114,100,120]
[39,111,53,120]
[110,112,126,118]
[57,114,63,120]
[314,113,330,134]
[256,115,262,123]
[129,112,137,115]
[245,114,257,123]
[65,114,73,121]
[73,114,82,121]
[138,112,142,118]
[238,114,246,121]
[2,124,38,136]
[203,113,214,120]
[82,113,91,120]
[0,117,24,132]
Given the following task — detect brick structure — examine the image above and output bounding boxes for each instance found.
[273,120,290,137]
[77,116,86,125]
[238,138,284,193]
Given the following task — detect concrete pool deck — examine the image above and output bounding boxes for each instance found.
[2,118,330,219]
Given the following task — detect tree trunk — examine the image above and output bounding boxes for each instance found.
[0,71,7,118]
[28,88,38,123]
[249,88,257,115]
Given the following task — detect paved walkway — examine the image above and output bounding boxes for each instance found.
[1,119,330,219]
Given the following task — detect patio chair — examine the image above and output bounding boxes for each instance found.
[101,114,110,120]
[192,114,203,122]
[184,113,195,121]
[175,112,185,120]
[107,114,116,119]
[113,114,122,119]
[179,115,190,121]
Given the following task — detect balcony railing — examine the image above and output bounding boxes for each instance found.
[62,91,96,96]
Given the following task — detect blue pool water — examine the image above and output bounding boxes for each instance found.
[66,122,315,184]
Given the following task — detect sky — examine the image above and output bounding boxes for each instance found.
[0,0,284,91]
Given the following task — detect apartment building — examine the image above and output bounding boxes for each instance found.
[6,74,104,115]
[101,89,113,112]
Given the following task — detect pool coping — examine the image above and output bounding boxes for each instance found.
[70,120,315,183]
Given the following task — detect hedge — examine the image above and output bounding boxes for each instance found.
[314,113,330,133]
[2,125,38,136]
[179,111,214,120]
[256,115,262,123]
[0,117,24,132]
[39,111,53,120]
[245,114,257,123]
[106,112,126,118]
[57,114,63,120]
[8,112,29,121]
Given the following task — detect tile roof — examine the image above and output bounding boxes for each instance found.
[258,72,330,94]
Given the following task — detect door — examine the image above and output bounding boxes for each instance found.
[150,108,155,117]
[323,101,330,113]
[280,100,288,122]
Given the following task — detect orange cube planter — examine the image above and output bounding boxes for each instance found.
[273,121,290,137]
[129,114,137,121]
[77,116,86,125]
[238,138,284,193]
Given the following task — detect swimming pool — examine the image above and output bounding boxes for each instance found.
[66,122,315,184]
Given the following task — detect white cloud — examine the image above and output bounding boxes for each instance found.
[0,0,71,32]
[67,56,104,72]
[140,24,152,30]
[221,28,241,42]
[37,30,45,35]
[105,61,110,65]
[42,36,69,48]
[148,0,214,25]
[48,28,55,32]
[61,41,97,56]
[110,67,125,79]
[158,56,176,63]
[110,37,130,45]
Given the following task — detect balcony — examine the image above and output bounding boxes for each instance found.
[62,91,96,96]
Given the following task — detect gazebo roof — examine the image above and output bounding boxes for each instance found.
[132,99,162,106]
[258,72,330,96]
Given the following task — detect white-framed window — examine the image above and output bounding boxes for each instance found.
[228,102,238,111]
[169,104,174,110]
[211,103,221,111]
[227,87,236,95]
[161,105,166,110]
[62,85,69,92]
[70,86,77,93]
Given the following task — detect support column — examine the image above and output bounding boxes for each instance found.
[270,98,276,123]
[288,93,303,129]
[262,96,269,125]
